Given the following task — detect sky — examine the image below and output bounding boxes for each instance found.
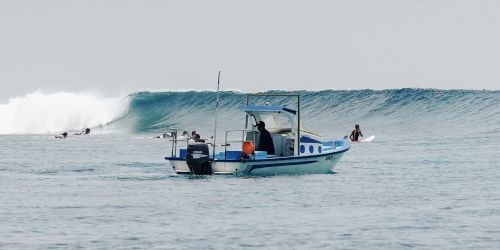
[1,0,499,101]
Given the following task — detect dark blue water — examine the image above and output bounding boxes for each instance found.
[1,89,499,248]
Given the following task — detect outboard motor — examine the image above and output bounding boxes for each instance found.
[185,144,212,175]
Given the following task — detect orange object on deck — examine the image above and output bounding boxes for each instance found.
[242,141,255,154]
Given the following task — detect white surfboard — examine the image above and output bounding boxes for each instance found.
[360,135,375,142]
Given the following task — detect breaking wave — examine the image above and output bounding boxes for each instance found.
[0,92,128,134]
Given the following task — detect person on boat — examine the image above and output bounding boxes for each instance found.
[84,128,90,134]
[181,130,190,139]
[256,121,275,155]
[349,124,363,142]
[194,134,205,143]
[188,133,206,144]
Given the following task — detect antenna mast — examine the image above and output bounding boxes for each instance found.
[212,71,221,159]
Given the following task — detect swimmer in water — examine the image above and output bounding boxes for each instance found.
[153,133,171,139]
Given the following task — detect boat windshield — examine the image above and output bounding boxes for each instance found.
[258,113,293,130]
[241,106,297,132]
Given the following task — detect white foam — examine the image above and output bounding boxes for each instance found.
[0,91,128,134]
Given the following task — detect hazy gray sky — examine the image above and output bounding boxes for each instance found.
[1,0,499,101]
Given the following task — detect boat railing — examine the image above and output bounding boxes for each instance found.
[224,129,257,160]
[167,128,193,157]
[169,129,179,157]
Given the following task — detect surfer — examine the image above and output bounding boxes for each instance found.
[153,133,171,139]
[349,124,363,142]
[255,121,275,155]
[55,132,68,139]
[75,128,91,135]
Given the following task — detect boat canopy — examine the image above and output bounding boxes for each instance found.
[239,106,296,114]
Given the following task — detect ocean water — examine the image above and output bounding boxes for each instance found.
[1,89,499,249]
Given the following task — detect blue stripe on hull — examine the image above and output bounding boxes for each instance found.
[164,147,349,162]
[245,160,318,173]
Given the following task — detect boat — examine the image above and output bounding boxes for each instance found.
[165,93,350,175]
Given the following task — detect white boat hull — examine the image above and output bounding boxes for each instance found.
[169,150,347,175]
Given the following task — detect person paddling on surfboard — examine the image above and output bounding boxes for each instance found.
[349,124,363,142]
[55,132,68,139]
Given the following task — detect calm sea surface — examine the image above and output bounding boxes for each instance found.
[1,133,499,249]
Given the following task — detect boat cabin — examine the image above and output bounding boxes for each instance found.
[219,104,324,160]
[173,94,325,161]
[239,105,298,157]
